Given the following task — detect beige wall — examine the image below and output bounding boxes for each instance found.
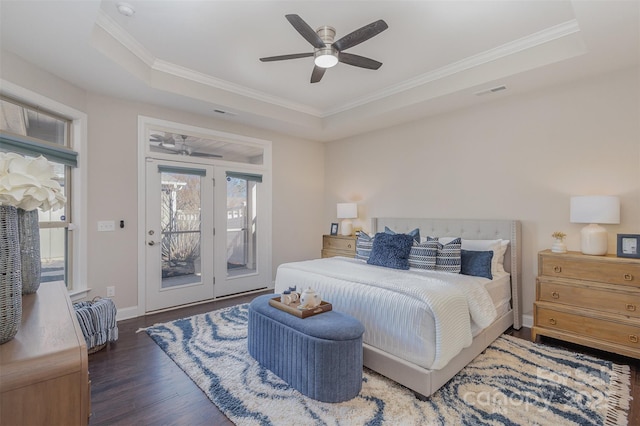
[3,49,639,321]
[324,66,640,320]
[1,50,325,313]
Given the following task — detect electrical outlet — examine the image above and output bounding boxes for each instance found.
[98,221,115,232]
[106,286,115,297]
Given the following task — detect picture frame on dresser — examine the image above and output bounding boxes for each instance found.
[330,223,338,236]
[617,234,640,258]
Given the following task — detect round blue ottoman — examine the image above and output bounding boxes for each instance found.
[247,294,365,403]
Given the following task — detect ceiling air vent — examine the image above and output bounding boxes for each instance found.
[474,85,507,96]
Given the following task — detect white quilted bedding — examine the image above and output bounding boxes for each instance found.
[274,257,498,370]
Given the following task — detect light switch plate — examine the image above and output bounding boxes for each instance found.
[97,221,115,232]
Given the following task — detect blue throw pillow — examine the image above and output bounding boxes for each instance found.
[461,249,493,279]
[367,233,414,270]
[355,231,374,261]
[409,239,438,270]
[384,226,421,243]
[435,237,462,273]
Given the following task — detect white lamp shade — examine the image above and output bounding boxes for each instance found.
[569,196,620,224]
[337,203,358,219]
[570,195,620,256]
[337,203,357,236]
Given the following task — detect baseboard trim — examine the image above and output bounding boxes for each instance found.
[116,306,140,322]
[522,313,533,328]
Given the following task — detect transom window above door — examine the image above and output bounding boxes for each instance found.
[149,130,264,165]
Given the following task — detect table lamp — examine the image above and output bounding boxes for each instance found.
[570,195,620,255]
[337,203,357,236]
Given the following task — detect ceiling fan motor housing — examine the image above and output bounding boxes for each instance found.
[314,26,338,68]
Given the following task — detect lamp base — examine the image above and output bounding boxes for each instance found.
[580,223,608,255]
[340,219,353,236]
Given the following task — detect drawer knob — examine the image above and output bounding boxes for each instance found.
[553,266,562,273]
[623,273,633,281]
[549,318,557,326]
[629,335,639,344]
[626,304,637,312]
[347,244,352,248]
[551,291,560,299]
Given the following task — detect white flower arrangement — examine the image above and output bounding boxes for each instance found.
[0,152,66,211]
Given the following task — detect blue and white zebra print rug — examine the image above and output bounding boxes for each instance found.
[145,304,630,425]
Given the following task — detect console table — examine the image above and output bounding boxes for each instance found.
[0,281,90,425]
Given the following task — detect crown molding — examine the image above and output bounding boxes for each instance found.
[95,10,580,120]
[151,59,322,117]
[324,19,581,116]
[95,10,155,67]
[94,10,322,117]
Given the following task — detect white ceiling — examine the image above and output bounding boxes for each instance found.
[1,1,638,142]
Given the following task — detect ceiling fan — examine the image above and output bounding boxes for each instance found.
[260,14,388,83]
[150,134,223,158]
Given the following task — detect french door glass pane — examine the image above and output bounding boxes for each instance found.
[227,176,257,277]
[160,171,202,289]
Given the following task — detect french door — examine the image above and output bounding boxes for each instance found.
[145,159,214,311]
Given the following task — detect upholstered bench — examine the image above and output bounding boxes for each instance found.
[247,294,365,403]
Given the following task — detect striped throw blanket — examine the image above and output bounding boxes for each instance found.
[74,298,118,352]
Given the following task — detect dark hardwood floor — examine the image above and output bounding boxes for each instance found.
[89,293,639,425]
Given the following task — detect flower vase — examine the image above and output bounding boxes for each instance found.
[551,238,567,253]
[18,208,41,294]
[0,205,22,344]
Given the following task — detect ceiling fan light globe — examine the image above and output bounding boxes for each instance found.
[314,49,339,68]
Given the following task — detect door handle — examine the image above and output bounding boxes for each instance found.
[148,241,156,246]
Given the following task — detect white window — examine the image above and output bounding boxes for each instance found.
[0,88,87,297]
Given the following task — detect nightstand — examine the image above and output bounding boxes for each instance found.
[532,250,640,359]
[322,235,357,258]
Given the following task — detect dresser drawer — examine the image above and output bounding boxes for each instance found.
[539,253,640,287]
[535,305,640,351]
[322,236,356,253]
[537,279,640,318]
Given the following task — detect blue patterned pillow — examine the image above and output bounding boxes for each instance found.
[461,249,493,279]
[435,237,461,273]
[355,231,374,261]
[409,239,438,270]
[384,226,421,243]
[367,233,414,270]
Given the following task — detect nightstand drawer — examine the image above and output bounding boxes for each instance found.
[537,279,640,318]
[535,305,640,350]
[540,253,640,287]
[323,235,355,252]
[321,235,356,259]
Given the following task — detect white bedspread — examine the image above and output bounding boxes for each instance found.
[274,257,498,370]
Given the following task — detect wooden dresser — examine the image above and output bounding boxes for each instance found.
[321,234,357,258]
[0,281,90,425]
[532,250,640,359]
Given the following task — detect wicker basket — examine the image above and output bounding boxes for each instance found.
[18,208,41,294]
[73,297,118,353]
[0,206,22,344]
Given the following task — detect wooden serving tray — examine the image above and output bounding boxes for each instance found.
[269,297,333,318]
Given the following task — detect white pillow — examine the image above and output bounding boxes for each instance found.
[461,239,504,276]
[496,240,510,273]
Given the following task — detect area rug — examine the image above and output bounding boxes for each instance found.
[145,304,631,425]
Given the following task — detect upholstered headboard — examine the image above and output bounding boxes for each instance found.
[371,218,522,329]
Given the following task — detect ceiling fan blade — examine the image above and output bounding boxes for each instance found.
[285,14,325,49]
[332,19,388,52]
[260,52,314,62]
[154,145,179,153]
[189,152,223,158]
[310,65,326,83]
[338,52,382,70]
[151,133,174,143]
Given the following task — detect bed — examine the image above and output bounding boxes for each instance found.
[274,218,522,398]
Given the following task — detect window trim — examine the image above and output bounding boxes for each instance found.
[1,79,89,299]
